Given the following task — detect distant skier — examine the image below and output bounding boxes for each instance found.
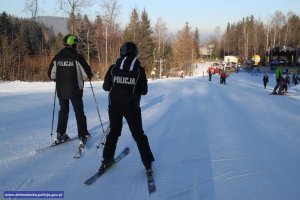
[220,70,228,84]
[282,73,290,93]
[263,72,269,89]
[207,67,212,81]
[48,34,93,145]
[292,73,299,85]
[271,66,284,95]
[100,42,155,176]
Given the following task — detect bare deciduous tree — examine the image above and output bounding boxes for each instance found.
[25,0,39,20]
[56,0,93,34]
[269,11,286,48]
[100,0,120,27]
[100,0,121,66]
[57,0,93,15]
[154,17,168,59]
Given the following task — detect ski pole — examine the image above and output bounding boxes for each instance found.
[50,87,57,138]
[97,118,126,149]
[89,81,105,134]
[96,124,110,149]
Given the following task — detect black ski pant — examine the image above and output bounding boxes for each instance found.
[57,97,89,138]
[273,79,284,94]
[263,81,268,88]
[209,74,212,81]
[220,77,226,84]
[103,104,155,168]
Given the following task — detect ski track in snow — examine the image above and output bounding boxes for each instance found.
[1,64,300,200]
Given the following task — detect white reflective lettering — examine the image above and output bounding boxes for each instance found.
[113,76,136,85]
[57,61,74,67]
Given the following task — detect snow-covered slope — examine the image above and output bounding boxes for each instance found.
[1,64,300,200]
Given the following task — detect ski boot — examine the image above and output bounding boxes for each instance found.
[99,159,115,172]
[146,168,156,192]
[277,91,285,95]
[271,91,277,95]
[146,168,153,177]
[55,133,70,144]
[145,161,153,177]
[79,133,91,148]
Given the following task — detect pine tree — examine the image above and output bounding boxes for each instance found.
[138,9,154,70]
[77,14,93,64]
[173,22,193,75]
[123,8,155,72]
[192,28,200,59]
[123,8,140,43]
[92,16,105,76]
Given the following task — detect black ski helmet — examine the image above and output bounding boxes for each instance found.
[120,42,138,57]
[63,34,79,47]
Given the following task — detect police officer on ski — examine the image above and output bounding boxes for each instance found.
[100,42,155,175]
[48,34,93,146]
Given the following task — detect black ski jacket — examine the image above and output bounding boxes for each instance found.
[48,47,93,99]
[103,56,148,107]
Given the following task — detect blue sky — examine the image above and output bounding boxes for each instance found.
[1,0,300,36]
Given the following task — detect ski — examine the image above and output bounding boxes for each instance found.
[84,147,130,185]
[269,91,291,96]
[73,135,93,159]
[271,93,293,96]
[36,136,78,152]
[147,171,156,193]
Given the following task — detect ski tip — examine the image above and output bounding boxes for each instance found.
[84,180,92,185]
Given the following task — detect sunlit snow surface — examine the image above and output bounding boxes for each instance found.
[1,63,300,200]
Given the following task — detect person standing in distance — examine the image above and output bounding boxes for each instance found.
[48,34,93,146]
[263,72,269,89]
[100,42,155,175]
[271,65,284,95]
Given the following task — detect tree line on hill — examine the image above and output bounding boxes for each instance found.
[219,11,300,64]
[0,1,299,81]
[0,10,200,81]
